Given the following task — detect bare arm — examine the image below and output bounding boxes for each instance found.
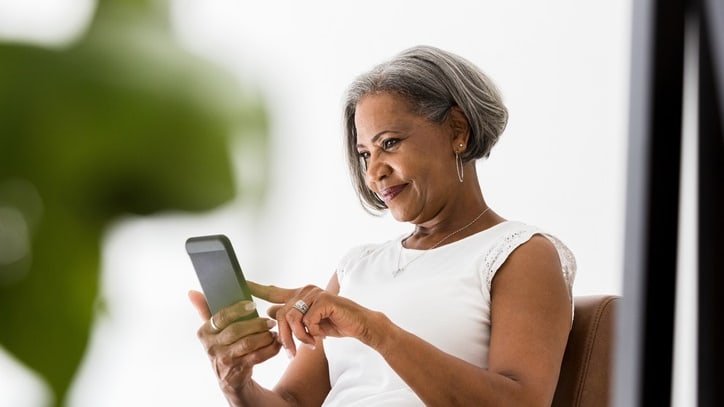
[253,235,571,406]
[362,235,571,406]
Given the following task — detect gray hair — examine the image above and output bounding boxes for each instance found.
[343,45,509,212]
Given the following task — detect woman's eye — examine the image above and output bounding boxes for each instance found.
[357,152,369,170]
[382,138,399,150]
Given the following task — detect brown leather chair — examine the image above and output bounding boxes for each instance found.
[552,295,619,407]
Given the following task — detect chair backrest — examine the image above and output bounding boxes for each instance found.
[552,295,619,407]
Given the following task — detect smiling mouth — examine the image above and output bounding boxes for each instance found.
[379,184,407,202]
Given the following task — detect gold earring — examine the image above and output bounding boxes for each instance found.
[456,152,464,183]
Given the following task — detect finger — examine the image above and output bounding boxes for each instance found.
[275,308,297,357]
[220,333,282,383]
[267,304,283,319]
[286,305,315,347]
[216,318,277,346]
[222,330,279,359]
[211,301,258,333]
[248,281,296,304]
[188,290,211,320]
[241,332,284,365]
[211,331,281,384]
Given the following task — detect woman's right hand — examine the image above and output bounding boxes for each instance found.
[188,290,282,396]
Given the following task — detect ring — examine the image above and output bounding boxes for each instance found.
[209,315,220,333]
[293,299,310,315]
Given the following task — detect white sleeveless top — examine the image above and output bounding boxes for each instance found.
[321,221,576,406]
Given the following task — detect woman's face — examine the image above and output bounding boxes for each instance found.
[355,92,461,224]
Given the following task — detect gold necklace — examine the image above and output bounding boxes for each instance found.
[393,206,491,277]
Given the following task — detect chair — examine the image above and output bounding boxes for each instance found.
[552,295,619,407]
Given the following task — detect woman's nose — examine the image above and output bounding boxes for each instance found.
[365,153,390,183]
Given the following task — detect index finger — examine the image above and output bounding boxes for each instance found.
[248,280,296,304]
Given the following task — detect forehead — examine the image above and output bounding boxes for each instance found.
[354,93,418,139]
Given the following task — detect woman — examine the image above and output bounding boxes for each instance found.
[189,45,576,406]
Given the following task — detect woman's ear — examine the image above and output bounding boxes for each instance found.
[448,106,471,151]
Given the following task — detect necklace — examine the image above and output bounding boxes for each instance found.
[393,206,491,277]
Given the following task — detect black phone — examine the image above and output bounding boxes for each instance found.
[185,234,258,320]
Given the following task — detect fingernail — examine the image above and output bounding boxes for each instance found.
[286,349,294,359]
[244,302,257,311]
[266,319,277,328]
[305,343,316,351]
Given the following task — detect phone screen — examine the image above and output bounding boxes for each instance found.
[186,235,258,319]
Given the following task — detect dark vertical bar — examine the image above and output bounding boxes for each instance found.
[698,1,724,405]
[614,0,686,405]
[640,0,686,403]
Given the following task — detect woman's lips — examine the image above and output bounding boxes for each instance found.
[379,184,407,202]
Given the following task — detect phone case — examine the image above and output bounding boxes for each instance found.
[185,234,258,319]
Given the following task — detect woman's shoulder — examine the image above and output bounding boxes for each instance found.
[481,220,568,253]
[459,220,542,252]
[484,219,538,236]
[482,220,576,293]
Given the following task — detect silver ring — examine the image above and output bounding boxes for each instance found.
[293,299,309,315]
[209,315,221,332]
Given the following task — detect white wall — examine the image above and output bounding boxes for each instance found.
[0,1,631,405]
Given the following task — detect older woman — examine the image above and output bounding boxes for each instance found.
[189,45,576,406]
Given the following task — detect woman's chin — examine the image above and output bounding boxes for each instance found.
[388,205,418,224]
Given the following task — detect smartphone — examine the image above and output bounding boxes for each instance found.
[185,234,258,320]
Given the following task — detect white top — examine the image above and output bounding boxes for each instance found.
[321,221,576,406]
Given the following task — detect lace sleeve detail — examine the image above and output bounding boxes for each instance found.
[541,233,577,298]
[483,227,537,291]
[483,224,577,298]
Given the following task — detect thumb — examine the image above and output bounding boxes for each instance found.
[248,280,296,304]
[188,290,211,320]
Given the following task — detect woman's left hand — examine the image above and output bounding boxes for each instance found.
[248,281,377,357]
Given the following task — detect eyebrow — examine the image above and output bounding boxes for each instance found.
[356,130,402,149]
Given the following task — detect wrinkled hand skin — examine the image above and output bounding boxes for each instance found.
[250,282,377,357]
[189,291,282,396]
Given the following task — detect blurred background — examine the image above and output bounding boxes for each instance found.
[0,0,688,406]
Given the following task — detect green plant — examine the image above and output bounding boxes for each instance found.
[0,1,268,404]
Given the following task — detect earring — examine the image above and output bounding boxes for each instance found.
[456,151,464,183]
